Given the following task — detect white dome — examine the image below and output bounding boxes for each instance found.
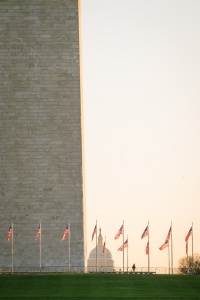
[87,228,115,272]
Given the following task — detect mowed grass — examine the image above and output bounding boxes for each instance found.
[0,273,200,299]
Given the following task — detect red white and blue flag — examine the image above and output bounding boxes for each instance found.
[185,227,192,242]
[165,226,171,242]
[35,225,41,241]
[91,225,97,241]
[7,225,12,242]
[145,242,149,255]
[118,239,128,251]
[141,226,148,239]
[102,241,106,254]
[114,225,123,240]
[62,225,69,240]
[159,241,169,250]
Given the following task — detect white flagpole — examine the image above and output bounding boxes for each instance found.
[148,221,150,272]
[68,221,70,273]
[127,235,128,273]
[12,221,13,273]
[40,220,42,269]
[96,220,97,273]
[123,220,124,273]
[186,241,189,273]
[105,236,106,270]
[192,222,194,274]
[168,241,170,274]
[171,222,173,274]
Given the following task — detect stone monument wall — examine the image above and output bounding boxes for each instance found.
[0,0,86,270]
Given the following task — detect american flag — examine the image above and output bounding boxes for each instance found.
[102,241,106,254]
[145,242,149,255]
[114,225,123,240]
[117,239,128,251]
[62,225,69,241]
[7,225,12,242]
[35,225,41,241]
[165,226,171,242]
[159,241,169,250]
[185,227,192,242]
[91,225,97,241]
[141,226,148,239]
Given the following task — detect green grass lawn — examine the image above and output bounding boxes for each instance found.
[0,273,200,299]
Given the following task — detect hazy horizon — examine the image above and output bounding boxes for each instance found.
[81,0,200,269]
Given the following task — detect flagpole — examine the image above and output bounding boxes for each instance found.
[123,220,124,273]
[40,220,42,270]
[148,221,150,272]
[68,221,70,273]
[186,241,188,274]
[192,222,194,274]
[168,241,170,274]
[105,236,106,270]
[127,235,128,273]
[96,220,97,273]
[171,222,173,274]
[11,221,13,273]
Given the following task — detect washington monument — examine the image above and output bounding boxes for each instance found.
[0,0,86,270]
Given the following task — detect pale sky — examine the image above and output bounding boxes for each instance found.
[80,0,200,270]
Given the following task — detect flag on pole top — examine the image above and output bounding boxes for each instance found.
[141,225,148,239]
[62,225,69,241]
[185,227,192,242]
[114,225,123,240]
[102,241,106,254]
[7,225,12,241]
[91,224,97,241]
[35,225,41,241]
[159,240,169,250]
[145,242,149,255]
[117,239,128,251]
[165,226,171,242]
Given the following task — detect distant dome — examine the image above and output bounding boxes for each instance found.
[87,228,115,272]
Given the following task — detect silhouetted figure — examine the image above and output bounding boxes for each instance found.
[132,264,136,272]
